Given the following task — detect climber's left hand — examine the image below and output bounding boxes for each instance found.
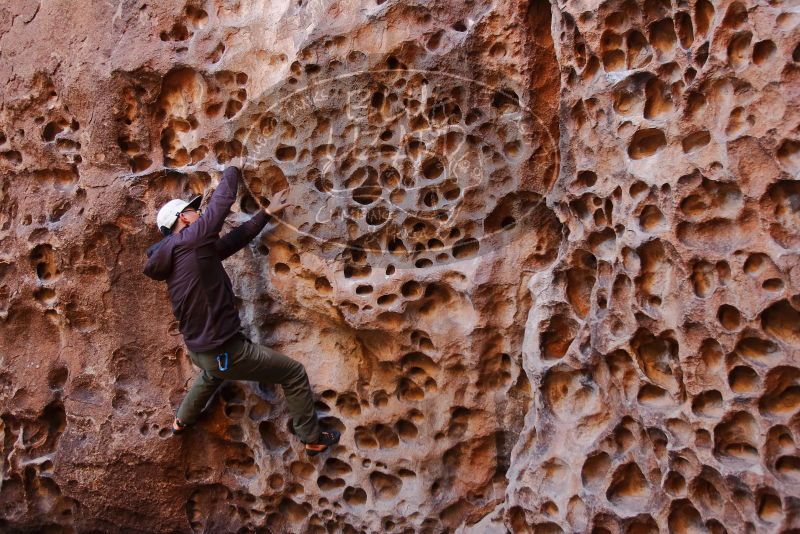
[265,189,290,216]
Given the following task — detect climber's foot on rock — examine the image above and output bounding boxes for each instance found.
[304,429,340,457]
[288,420,340,456]
[172,418,191,435]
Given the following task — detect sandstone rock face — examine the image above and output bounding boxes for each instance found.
[0,0,798,532]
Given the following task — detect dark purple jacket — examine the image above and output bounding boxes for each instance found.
[143,167,269,352]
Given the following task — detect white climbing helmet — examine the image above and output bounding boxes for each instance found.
[156,195,202,236]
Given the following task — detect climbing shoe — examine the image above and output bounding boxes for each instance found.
[304,429,341,457]
[172,418,191,435]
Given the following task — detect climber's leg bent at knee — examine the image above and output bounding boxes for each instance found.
[253,349,321,444]
[172,332,339,454]
[175,368,223,427]
[213,333,322,443]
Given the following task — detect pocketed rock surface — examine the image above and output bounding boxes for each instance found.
[0,0,798,532]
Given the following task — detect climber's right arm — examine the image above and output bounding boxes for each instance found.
[180,166,241,244]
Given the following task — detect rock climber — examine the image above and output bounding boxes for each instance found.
[143,166,340,456]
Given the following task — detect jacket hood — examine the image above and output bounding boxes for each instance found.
[143,236,177,281]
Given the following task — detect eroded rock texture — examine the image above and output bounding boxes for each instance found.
[0,0,798,532]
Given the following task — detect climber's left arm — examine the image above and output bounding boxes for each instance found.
[215,211,271,260]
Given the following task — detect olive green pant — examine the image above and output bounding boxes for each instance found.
[176,332,321,443]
